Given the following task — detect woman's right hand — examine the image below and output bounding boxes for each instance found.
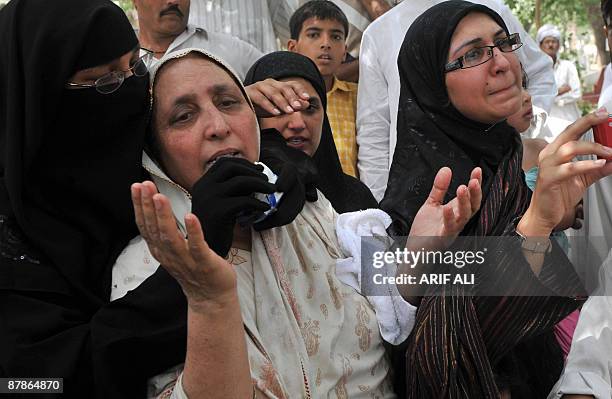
[131,181,239,308]
[408,166,482,251]
[519,109,612,237]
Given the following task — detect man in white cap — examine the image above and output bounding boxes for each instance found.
[537,23,582,138]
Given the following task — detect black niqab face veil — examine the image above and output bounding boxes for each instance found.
[0,0,150,300]
[380,0,522,236]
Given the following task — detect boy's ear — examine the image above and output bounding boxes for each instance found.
[287,39,298,52]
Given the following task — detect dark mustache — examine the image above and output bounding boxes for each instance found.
[160,4,183,17]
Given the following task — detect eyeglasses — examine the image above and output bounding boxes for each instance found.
[65,50,154,94]
[444,33,523,73]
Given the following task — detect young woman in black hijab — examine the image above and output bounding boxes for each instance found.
[380,1,612,397]
[244,51,378,213]
[0,0,188,397]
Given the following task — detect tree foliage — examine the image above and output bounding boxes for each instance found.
[506,0,608,67]
[506,0,598,34]
[116,0,134,13]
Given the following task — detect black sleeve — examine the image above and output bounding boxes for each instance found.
[1,257,187,399]
[341,174,379,212]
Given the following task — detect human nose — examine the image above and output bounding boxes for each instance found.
[490,46,511,73]
[203,109,231,140]
[287,111,307,131]
[320,33,331,49]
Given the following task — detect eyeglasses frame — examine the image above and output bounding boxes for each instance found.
[65,49,154,94]
[444,33,523,73]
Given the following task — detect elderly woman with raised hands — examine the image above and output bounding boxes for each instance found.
[380,1,612,398]
[123,45,487,398]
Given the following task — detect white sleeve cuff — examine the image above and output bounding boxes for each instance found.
[548,371,612,399]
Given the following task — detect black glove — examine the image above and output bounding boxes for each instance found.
[191,157,275,257]
[259,128,319,202]
[253,161,305,231]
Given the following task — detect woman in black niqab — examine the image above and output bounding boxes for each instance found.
[245,51,378,213]
[380,2,592,398]
[0,0,187,397]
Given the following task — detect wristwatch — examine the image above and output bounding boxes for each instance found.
[516,228,552,254]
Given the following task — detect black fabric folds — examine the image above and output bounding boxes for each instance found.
[245,51,377,213]
[0,0,145,302]
[379,0,519,236]
[0,1,187,397]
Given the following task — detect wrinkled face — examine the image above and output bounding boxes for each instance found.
[506,88,533,133]
[153,55,259,191]
[288,17,347,79]
[258,77,323,156]
[539,37,560,59]
[133,0,190,37]
[445,12,522,124]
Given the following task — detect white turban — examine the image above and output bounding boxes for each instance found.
[536,24,561,44]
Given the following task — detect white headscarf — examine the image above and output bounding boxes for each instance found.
[536,23,561,44]
[148,47,260,163]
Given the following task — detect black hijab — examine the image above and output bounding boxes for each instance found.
[245,51,377,213]
[0,0,149,300]
[380,0,521,236]
[0,1,187,397]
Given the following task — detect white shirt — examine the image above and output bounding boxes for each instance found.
[547,59,582,137]
[548,251,612,399]
[599,63,612,109]
[147,24,263,81]
[189,0,295,54]
[356,0,557,201]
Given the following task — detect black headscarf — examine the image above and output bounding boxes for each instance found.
[245,51,377,213]
[383,4,581,398]
[380,0,521,236]
[0,0,148,299]
[0,1,188,397]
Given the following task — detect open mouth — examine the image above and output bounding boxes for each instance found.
[204,151,242,173]
[318,54,332,62]
[286,137,308,146]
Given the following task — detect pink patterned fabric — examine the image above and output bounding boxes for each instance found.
[554,310,580,360]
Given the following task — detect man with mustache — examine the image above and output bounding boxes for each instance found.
[133,0,262,80]
[133,0,312,116]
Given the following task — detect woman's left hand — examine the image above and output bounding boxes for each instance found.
[521,109,612,236]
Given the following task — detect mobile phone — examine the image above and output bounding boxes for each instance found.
[594,114,612,159]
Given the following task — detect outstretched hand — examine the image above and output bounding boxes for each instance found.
[131,181,238,308]
[408,166,482,251]
[521,108,612,236]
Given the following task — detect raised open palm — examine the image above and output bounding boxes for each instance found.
[408,166,482,251]
[526,110,612,234]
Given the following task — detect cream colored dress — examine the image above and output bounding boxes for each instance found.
[113,153,398,399]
